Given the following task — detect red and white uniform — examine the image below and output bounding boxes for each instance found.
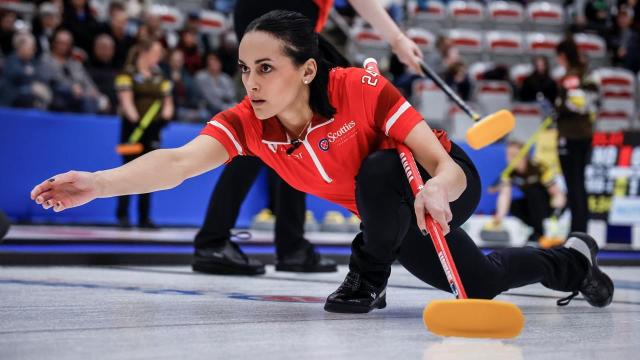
[201,67,451,215]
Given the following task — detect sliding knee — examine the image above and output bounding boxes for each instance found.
[357,150,401,180]
[461,271,505,300]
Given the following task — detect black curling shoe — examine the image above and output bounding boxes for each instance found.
[557,232,614,307]
[324,271,387,313]
[192,240,265,276]
[275,244,337,273]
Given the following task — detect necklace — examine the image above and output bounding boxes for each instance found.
[286,119,312,155]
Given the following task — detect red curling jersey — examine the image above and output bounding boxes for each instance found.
[200,67,451,215]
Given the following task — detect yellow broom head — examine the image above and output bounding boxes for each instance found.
[423,299,525,339]
[115,143,144,156]
[539,236,565,249]
[466,110,516,149]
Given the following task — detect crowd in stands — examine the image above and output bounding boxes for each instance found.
[392,0,640,107]
[0,0,638,122]
[0,0,239,122]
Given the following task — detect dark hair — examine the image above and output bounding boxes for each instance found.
[203,50,221,63]
[532,55,550,75]
[64,0,95,21]
[108,1,125,14]
[125,38,162,68]
[51,28,74,57]
[244,10,350,119]
[556,36,586,74]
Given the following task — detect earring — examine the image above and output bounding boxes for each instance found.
[303,79,309,84]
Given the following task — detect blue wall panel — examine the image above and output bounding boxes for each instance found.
[0,108,505,227]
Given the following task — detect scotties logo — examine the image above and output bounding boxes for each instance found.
[318,138,330,151]
[327,120,356,143]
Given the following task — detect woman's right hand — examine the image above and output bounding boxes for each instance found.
[414,180,453,235]
[30,171,102,212]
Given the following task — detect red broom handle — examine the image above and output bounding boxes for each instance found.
[363,58,467,299]
[396,143,468,299]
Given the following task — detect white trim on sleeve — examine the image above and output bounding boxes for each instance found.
[208,120,243,155]
[384,101,411,136]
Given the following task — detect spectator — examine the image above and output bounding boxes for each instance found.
[135,22,151,43]
[519,56,558,103]
[489,141,566,245]
[388,54,420,98]
[424,35,459,78]
[87,34,118,114]
[177,27,203,74]
[164,48,201,121]
[0,11,16,56]
[482,64,511,82]
[32,2,62,56]
[623,43,640,74]
[583,0,612,37]
[100,1,135,69]
[444,61,471,101]
[607,3,634,66]
[215,30,240,77]
[184,11,217,54]
[195,51,235,115]
[38,29,100,113]
[63,0,101,55]
[115,38,174,228]
[140,12,167,45]
[0,32,51,109]
[554,36,598,233]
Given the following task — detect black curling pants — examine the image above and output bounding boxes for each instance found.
[558,137,591,233]
[349,144,588,298]
[194,156,311,259]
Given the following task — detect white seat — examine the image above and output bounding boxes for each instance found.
[486,31,525,65]
[448,0,486,29]
[149,4,184,31]
[475,80,513,116]
[197,10,227,35]
[510,63,534,88]
[592,67,636,89]
[595,111,632,132]
[407,0,449,31]
[449,106,476,142]
[574,33,607,67]
[411,79,449,126]
[525,32,562,57]
[551,65,566,81]
[468,61,495,83]
[487,1,524,30]
[526,2,565,31]
[510,103,544,142]
[406,28,436,55]
[592,67,637,122]
[601,88,636,119]
[347,24,389,66]
[448,28,486,63]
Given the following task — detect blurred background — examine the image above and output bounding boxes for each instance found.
[1,0,639,265]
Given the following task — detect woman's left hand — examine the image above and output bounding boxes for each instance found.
[414,180,453,235]
[391,34,424,75]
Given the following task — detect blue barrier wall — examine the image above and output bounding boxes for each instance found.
[0,108,505,227]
